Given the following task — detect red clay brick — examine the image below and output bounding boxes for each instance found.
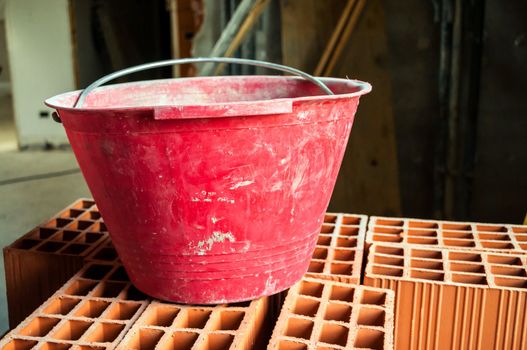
[3,199,109,327]
[268,277,394,350]
[364,243,527,350]
[366,216,527,253]
[306,213,366,284]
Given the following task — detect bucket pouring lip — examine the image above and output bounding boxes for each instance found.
[45,76,371,119]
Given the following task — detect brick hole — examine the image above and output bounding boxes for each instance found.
[339,226,359,236]
[228,300,251,307]
[1,340,38,350]
[65,280,98,296]
[201,334,234,350]
[372,234,403,243]
[98,222,108,232]
[520,244,527,251]
[371,265,403,277]
[324,214,337,223]
[376,219,403,226]
[443,239,475,247]
[82,264,113,280]
[491,266,527,277]
[78,200,95,209]
[410,259,443,270]
[336,238,356,248]
[480,241,514,249]
[318,323,348,346]
[52,320,92,340]
[324,303,351,321]
[515,235,527,242]
[330,263,353,275]
[476,225,507,232]
[407,237,438,245]
[277,341,307,350]
[357,308,385,326]
[512,227,527,233]
[373,227,403,234]
[143,306,180,327]
[84,322,125,343]
[84,233,104,244]
[411,249,442,260]
[285,318,314,340]
[72,220,94,231]
[308,261,325,273]
[293,297,320,317]
[342,216,361,225]
[409,221,438,229]
[375,246,403,256]
[312,247,328,259]
[12,238,40,250]
[408,229,437,237]
[165,331,199,350]
[410,270,444,281]
[354,328,384,350]
[105,302,141,320]
[108,267,129,282]
[317,236,332,246]
[215,311,245,330]
[486,255,522,266]
[76,347,105,350]
[442,223,471,231]
[39,343,71,350]
[449,251,482,262]
[88,211,101,220]
[299,281,324,298]
[361,290,386,305]
[92,248,118,262]
[62,243,89,255]
[43,297,80,315]
[329,286,354,302]
[451,274,487,285]
[123,285,148,301]
[373,256,403,267]
[63,209,84,218]
[20,317,61,337]
[37,241,66,253]
[46,218,73,228]
[175,309,211,329]
[320,224,335,233]
[92,282,127,298]
[60,230,82,241]
[74,300,110,318]
[450,263,485,273]
[38,227,59,239]
[478,233,510,241]
[494,277,527,289]
[334,249,354,262]
[443,231,474,239]
[127,329,164,350]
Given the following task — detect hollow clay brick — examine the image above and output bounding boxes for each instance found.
[0,262,148,350]
[117,296,269,350]
[366,216,527,253]
[3,199,109,327]
[306,214,367,285]
[268,277,395,350]
[86,239,119,264]
[364,243,527,350]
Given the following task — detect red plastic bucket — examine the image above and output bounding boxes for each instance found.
[46,58,371,303]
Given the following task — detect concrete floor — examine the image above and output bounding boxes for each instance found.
[0,93,90,333]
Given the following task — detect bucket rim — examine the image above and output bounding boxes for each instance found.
[45,76,371,114]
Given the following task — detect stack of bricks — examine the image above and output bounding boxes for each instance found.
[3,199,109,326]
[364,216,527,350]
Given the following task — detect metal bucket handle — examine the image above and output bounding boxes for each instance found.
[74,57,334,108]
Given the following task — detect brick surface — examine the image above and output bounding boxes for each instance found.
[306,214,367,284]
[366,216,527,253]
[268,277,394,350]
[3,199,109,327]
[364,243,527,350]
[0,262,147,349]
